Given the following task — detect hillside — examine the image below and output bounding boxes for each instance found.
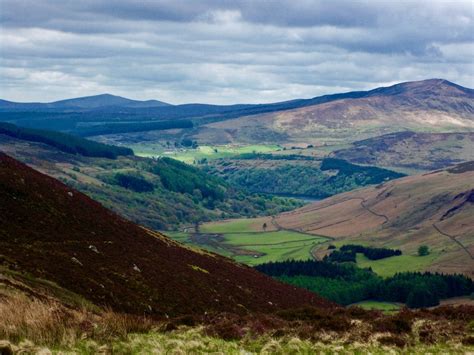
[331,131,474,172]
[0,152,331,317]
[274,162,474,276]
[205,155,405,199]
[0,134,301,230]
[195,79,474,145]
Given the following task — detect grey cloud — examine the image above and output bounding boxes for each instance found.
[0,0,472,103]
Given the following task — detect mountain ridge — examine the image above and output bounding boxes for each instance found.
[195,78,474,144]
[0,93,171,110]
[1,78,471,113]
[2,78,473,139]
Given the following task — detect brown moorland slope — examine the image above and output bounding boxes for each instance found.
[195,79,474,144]
[275,161,474,277]
[332,131,474,172]
[0,153,332,317]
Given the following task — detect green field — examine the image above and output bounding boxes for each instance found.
[351,300,402,313]
[200,218,268,233]
[224,231,327,265]
[134,144,280,164]
[166,227,328,266]
[355,253,439,277]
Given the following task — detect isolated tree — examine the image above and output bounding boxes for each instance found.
[418,245,430,256]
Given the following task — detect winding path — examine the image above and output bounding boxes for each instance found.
[433,223,473,260]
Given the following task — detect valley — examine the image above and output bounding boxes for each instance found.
[3,1,474,351]
[1,78,474,353]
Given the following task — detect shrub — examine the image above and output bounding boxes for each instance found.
[373,311,413,334]
[114,173,154,192]
[378,335,407,347]
[418,245,430,256]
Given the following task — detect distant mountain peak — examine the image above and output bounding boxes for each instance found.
[0,93,172,110]
[365,78,473,98]
[50,93,171,109]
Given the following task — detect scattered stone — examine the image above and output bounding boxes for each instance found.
[71,257,83,266]
[89,245,99,253]
[133,264,141,272]
[97,345,111,354]
[67,191,73,197]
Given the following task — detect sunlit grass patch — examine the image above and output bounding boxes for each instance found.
[356,253,439,277]
[133,144,281,164]
[351,300,402,313]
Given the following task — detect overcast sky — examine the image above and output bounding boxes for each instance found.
[1,0,473,104]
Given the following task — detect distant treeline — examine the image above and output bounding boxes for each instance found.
[231,153,318,161]
[76,120,193,137]
[321,158,405,184]
[255,259,474,308]
[113,173,155,193]
[0,122,133,159]
[150,157,226,201]
[208,158,405,199]
[324,244,402,263]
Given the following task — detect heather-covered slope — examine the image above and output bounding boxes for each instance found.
[332,131,474,172]
[0,153,332,317]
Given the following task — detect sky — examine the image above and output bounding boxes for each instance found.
[1,0,473,104]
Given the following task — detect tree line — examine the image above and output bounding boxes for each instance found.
[324,244,402,263]
[206,158,405,199]
[0,122,133,159]
[76,120,193,137]
[255,259,473,308]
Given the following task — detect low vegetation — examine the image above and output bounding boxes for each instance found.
[0,122,133,158]
[1,288,473,354]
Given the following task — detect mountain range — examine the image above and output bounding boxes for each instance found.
[0,94,170,110]
[196,79,474,144]
[1,79,473,141]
